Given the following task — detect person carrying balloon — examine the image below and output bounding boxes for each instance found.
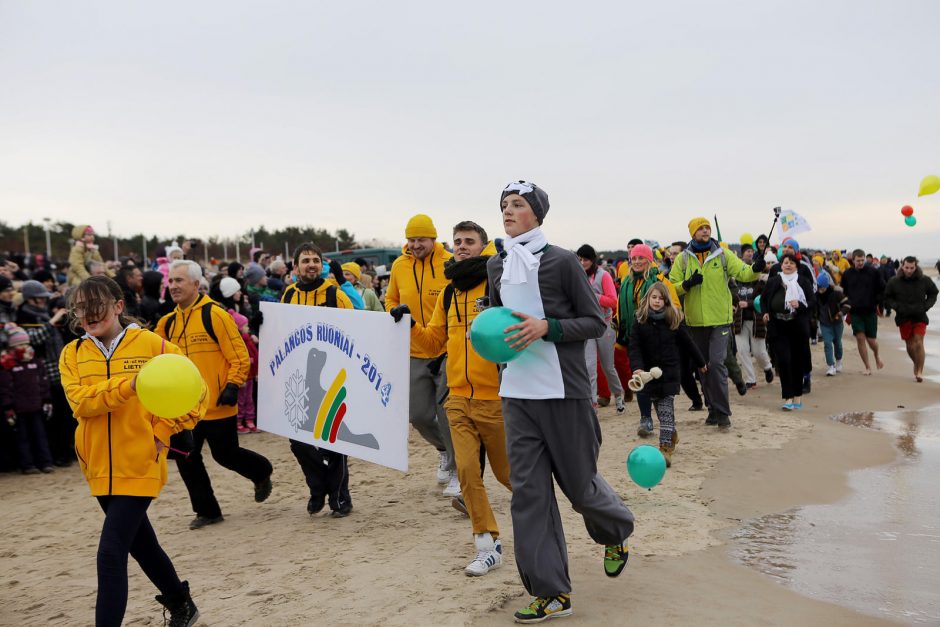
[628,282,705,466]
[487,181,635,623]
[58,275,208,627]
[403,220,512,577]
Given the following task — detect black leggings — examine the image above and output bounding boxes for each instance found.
[96,496,183,627]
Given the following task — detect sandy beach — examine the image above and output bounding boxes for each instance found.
[1,298,937,626]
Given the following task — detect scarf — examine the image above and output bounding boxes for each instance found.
[502,227,547,285]
[444,255,490,292]
[20,303,51,323]
[649,310,666,321]
[689,238,712,253]
[781,271,807,313]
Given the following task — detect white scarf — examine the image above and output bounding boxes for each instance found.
[502,227,548,285]
[781,271,806,313]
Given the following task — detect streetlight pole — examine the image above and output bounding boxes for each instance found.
[43,218,52,260]
[23,224,30,255]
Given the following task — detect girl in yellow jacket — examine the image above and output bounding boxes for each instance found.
[59,276,207,627]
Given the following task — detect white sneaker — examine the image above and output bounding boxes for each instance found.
[443,474,461,497]
[437,450,452,484]
[826,365,837,376]
[465,533,503,576]
[615,395,625,414]
[835,359,843,373]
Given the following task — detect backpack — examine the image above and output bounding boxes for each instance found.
[677,247,729,282]
[162,300,226,345]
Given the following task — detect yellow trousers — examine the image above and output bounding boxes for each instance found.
[444,396,512,537]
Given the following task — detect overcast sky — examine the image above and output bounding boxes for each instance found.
[2,1,939,258]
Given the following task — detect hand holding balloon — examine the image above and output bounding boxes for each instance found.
[503,312,548,351]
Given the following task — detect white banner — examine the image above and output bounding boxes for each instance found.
[257,302,410,472]
[777,209,812,240]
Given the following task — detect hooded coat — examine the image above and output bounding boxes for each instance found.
[385,241,453,358]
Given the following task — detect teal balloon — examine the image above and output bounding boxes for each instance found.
[470,307,525,363]
[905,215,917,227]
[753,295,762,314]
[627,445,667,489]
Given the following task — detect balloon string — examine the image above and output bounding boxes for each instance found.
[168,446,190,458]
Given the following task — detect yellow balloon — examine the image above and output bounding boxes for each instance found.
[740,232,754,245]
[918,174,940,197]
[136,354,204,418]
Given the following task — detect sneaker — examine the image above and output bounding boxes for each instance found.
[443,474,461,498]
[451,495,469,516]
[331,504,353,518]
[437,450,453,484]
[835,359,843,373]
[307,495,326,515]
[615,395,625,414]
[745,382,758,389]
[236,424,251,434]
[246,420,259,433]
[826,365,837,376]
[637,416,653,438]
[514,594,572,623]
[790,402,802,410]
[764,368,775,383]
[604,542,629,577]
[716,414,731,430]
[155,580,199,627]
[782,403,793,411]
[189,515,224,530]
[735,380,748,396]
[466,533,503,576]
[254,476,273,503]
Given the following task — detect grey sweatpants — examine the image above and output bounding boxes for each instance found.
[690,325,732,417]
[584,325,624,401]
[503,397,635,596]
[409,356,454,470]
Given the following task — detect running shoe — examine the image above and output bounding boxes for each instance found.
[514,594,572,623]
[604,542,629,577]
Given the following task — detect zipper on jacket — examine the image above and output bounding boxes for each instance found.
[412,260,427,326]
[462,291,474,398]
[103,332,129,496]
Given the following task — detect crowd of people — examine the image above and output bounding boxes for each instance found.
[1,192,938,625]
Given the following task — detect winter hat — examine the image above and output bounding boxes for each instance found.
[781,237,800,253]
[21,280,55,300]
[817,271,831,289]
[244,265,266,286]
[630,244,655,262]
[576,244,597,261]
[31,269,53,284]
[500,180,550,224]
[71,224,92,240]
[165,244,184,260]
[405,214,438,239]
[0,276,13,292]
[220,277,241,298]
[228,309,249,330]
[688,217,711,237]
[5,325,29,348]
[341,262,362,282]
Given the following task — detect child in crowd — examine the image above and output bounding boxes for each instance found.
[230,310,259,433]
[0,324,54,474]
[815,271,850,376]
[628,283,706,466]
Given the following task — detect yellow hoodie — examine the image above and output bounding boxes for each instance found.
[410,242,499,400]
[59,327,208,497]
[385,241,453,358]
[156,294,250,420]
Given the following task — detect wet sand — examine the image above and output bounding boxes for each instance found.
[1,281,938,625]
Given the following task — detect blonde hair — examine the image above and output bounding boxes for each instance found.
[635,282,682,331]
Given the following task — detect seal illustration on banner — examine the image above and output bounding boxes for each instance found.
[284,346,379,449]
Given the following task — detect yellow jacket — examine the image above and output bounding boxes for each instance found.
[156,294,250,420]
[385,241,452,358]
[59,327,208,497]
[411,243,499,400]
[280,278,354,308]
[67,242,105,286]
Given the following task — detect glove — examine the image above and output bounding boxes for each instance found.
[255,311,264,326]
[389,304,415,327]
[329,260,347,285]
[217,382,240,407]
[682,271,704,291]
[751,254,766,273]
[43,403,53,418]
[4,409,15,427]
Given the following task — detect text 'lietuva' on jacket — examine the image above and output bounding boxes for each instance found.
[280,277,354,309]
[59,327,208,497]
[385,241,453,359]
[156,294,249,421]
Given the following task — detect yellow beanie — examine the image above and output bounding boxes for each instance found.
[71,224,91,240]
[341,262,362,282]
[688,217,711,238]
[405,214,437,239]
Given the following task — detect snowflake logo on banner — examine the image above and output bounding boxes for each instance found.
[284,369,309,432]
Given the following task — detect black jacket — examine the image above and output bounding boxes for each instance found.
[840,265,885,314]
[628,317,705,398]
[884,271,939,325]
[763,272,816,338]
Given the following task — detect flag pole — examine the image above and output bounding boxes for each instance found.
[713,214,723,242]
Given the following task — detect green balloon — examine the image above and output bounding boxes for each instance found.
[753,295,762,314]
[470,307,525,363]
[627,445,667,489]
[905,215,917,227]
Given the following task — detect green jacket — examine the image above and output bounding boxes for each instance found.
[669,241,759,327]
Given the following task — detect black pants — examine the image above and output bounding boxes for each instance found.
[48,384,77,465]
[95,496,183,627]
[176,415,273,518]
[289,439,351,512]
[770,320,811,400]
[14,410,53,470]
[678,344,703,407]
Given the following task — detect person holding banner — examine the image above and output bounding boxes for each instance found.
[408,221,512,577]
[280,243,356,517]
[157,260,274,530]
[488,181,635,623]
[386,214,459,496]
[59,276,207,627]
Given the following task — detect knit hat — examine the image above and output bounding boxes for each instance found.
[781,237,800,253]
[228,309,249,329]
[21,280,55,300]
[405,214,438,239]
[576,244,597,261]
[71,224,93,240]
[244,265,266,286]
[219,277,241,298]
[5,325,29,347]
[500,181,550,224]
[688,217,711,238]
[817,271,831,289]
[630,244,655,262]
[341,262,362,282]
[165,244,184,260]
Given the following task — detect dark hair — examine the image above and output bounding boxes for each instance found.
[576,244,597,261]
[670,241,686,249]
[252,249,265,263]
[115,265,139,288]
[293,242,323,266]
[852,248,865,259]
[902,256,918,265]
[740,243,753,252]
[779,251,800,268]
[142,271,163,300]
[452,221,488,244]
[67,275,142,334]
[628,238,644,247]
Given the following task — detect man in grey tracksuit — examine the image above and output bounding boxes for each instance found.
[489,181,634,623]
